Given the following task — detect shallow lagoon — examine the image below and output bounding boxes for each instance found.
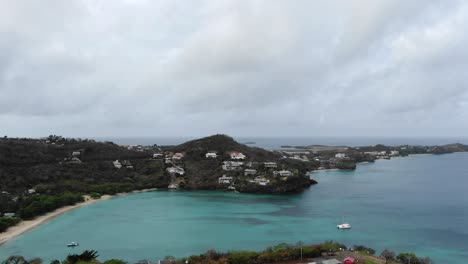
[1,153,468,263]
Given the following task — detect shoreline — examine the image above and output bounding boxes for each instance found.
[0,188,158,246]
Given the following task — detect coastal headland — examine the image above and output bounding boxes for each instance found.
[1,134,467,244]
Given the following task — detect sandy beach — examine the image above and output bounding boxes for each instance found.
[0,188,158,246]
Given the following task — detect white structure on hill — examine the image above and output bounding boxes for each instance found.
[229,151,246,160]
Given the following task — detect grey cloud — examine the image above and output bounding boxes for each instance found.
[0,0,468,137]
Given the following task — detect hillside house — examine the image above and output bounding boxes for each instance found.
[153,153,164,159]
[222,161,243,171]
[205,152,217,158]
[244,169,257,176]
[113,160,122,169]
[166,166,185,175]
[229,151,246,160]
[264,162,277,168]
[249,176,270,186]
[218,175,233,184]
[72,151,81,157]
[335,153,346,159]
[28,189,36,194]
[3,213,15,218]
[273,170,293,177]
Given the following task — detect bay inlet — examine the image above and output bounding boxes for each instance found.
[1,153,467,263]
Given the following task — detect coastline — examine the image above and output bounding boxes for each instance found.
[0,188,158,246]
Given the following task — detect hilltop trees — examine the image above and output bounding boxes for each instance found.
[380,248,396,263]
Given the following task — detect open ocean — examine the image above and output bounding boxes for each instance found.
[1,152,467,263]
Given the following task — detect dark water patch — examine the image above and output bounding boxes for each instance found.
[263,205,309,217]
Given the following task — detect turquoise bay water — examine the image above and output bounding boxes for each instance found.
[1,153,468,263]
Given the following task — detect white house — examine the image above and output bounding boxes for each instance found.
[218,175,233,184]
[28,189,36,194]
[205,152,217,158]
[113,160,122,169]
[3,213,15,218]
[153,153,164,159]
[273,170,293,177]
[244,169,257,176]
[222,161,243,171]
[335,153,346,159]
[166,166,185,175]
[264,162,277,168]
[390,150,399,156]
[251,176,270,186]
[72,151,81,157]
[229,151,246,160]
[168,184,179,190]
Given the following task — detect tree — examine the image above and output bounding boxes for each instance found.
[66,250,99,264]
[1,256,28,264]
[103,259,127,264]
[380,249,396,264]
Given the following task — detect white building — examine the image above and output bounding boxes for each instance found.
[264,162,277,168]
[113,160,122,169]
[168,184,179,190]
[218,175,233,184]
[72,151,81,157]
[229,151,246,160]
[28,189,36,194]
[153,153,164,159]
[251,176,270,186]
[166,166,185,175]
[273,170,293,177]
[205,152,217,158]
[390,151,399,156]
[335,153,346,159]
[222,161,243,171]
[3,213,15,218]
[244,169,257,176]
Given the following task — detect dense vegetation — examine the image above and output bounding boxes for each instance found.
[0,241,434,264]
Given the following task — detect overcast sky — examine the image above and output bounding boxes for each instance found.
[1,0,468,138]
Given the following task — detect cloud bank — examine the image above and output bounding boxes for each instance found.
[1,0,468,137]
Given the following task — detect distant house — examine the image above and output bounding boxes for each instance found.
[28,189,36,194]
[72,151,81,157]
[67,157,82,163]
[273,170,293,177]
[222,161,243,171]
[168,184,179,190]
[153,153,164,159]
[249,176,270,186]
[173,153,184,160]
[390,150,399,156]
[166,166,185,175]
[205,152,218,158]
[335,153,346,159]
[244,169,257,176]
[113,160,122,169]
[3,213,15,218]
[218,175,233,184]
[228,151,246,160]
[264,162,277,168]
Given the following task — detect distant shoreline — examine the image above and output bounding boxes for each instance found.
[0,188,157,246]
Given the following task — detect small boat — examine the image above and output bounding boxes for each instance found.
[67,242,79,247]
[337,223,352,229]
